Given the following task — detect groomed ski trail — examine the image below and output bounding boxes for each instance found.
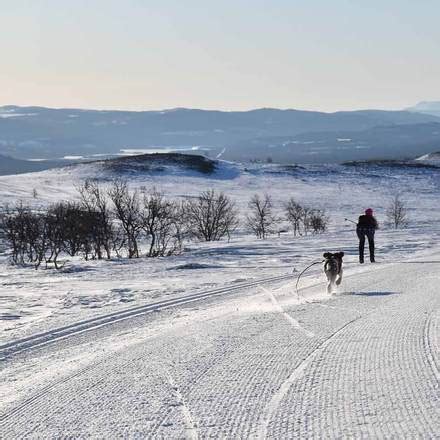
[1,259,439,438]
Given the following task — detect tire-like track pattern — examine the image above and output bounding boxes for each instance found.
[1,261,439,438]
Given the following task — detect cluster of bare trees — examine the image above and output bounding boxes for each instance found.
[284,197,329,236]
[246,194,330,239]
[0,182,240,269]
[0,183,333,269]
[0,202,110,269]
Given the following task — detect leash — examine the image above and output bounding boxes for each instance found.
[295,260,324,300]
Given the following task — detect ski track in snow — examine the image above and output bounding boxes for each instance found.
[1,258,439,438]
[164,368,199,440]
[424,308,440,386]
[255,315,361,440]
[260,285,315,338]
[0,273,294,358]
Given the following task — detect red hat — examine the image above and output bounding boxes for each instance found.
[365,208,373,215]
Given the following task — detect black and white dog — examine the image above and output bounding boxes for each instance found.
[323,252,344,294]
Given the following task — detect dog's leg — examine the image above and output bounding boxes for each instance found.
[327,274,336,294]
[325,273,332,294]
[327,281,332,295]
[336,268,343,286]
[330,274,339,295]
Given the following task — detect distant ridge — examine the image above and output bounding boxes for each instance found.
[1,105,439,163]
[406,101,440,117]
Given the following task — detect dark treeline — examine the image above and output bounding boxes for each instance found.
[0,181,329,269]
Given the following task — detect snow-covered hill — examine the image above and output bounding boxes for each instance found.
[1,155,440,340]
[1,155,439,437]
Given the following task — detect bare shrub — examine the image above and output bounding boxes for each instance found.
[308,209,329,234]
[300,206,314,236]
[1,203,68,269]
[141,189,183,256]
[283,200,329,236]
[27,213,49,269]
[284,198,303,236]
[1,203,35,265]
[386,194,408,229]
[246,194,278,239]
[184,190,238,242]
[45,203,73,269]
[78,180,114,259]
[108,180,142,258]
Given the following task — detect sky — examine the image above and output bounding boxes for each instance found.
[1,0,439,112]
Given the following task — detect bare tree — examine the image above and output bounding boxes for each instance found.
[309,209,330,234]
[56,202,86,257]
[45,204,71,269]
[1,204,64,269]
[108,180,142,258]
[386,194,408,229]
[141,189,183,256]
[28,214,49,269]
[78,180,114,259]
[246,194,278,239]
[284,198,304,236]
[184,190,238,242]
[301,206,314,236]
[1,203,35,264]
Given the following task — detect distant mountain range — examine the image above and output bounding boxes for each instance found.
[230,122,440,163]
[1,104,440,169]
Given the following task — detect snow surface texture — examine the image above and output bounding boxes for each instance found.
[1,253,439,437]
[0,160,439,437]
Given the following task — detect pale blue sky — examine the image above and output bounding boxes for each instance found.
[1,0,439,111]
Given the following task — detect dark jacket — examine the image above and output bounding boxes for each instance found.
[357,215,378,232]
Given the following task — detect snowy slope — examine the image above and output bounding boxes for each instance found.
[1,158,440,343]
[0,250,438,437]
[0,157,439,437]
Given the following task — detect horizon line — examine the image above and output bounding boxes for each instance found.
[0,102,434,114]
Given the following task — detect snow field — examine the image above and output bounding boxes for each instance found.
[1,159,439,437]
[1,160,438,337]
[1,257,438,437]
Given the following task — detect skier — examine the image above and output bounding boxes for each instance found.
[356,208,378,263]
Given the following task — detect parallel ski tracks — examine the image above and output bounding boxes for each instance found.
[2,262,438,437]
[423,308,440,386]
[0,273,300,432]
[0,274,295,432]
[0,273,294,359]
[1,260,394,359]
[0,269,378,430]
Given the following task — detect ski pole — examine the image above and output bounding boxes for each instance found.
[344,218,357,225]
